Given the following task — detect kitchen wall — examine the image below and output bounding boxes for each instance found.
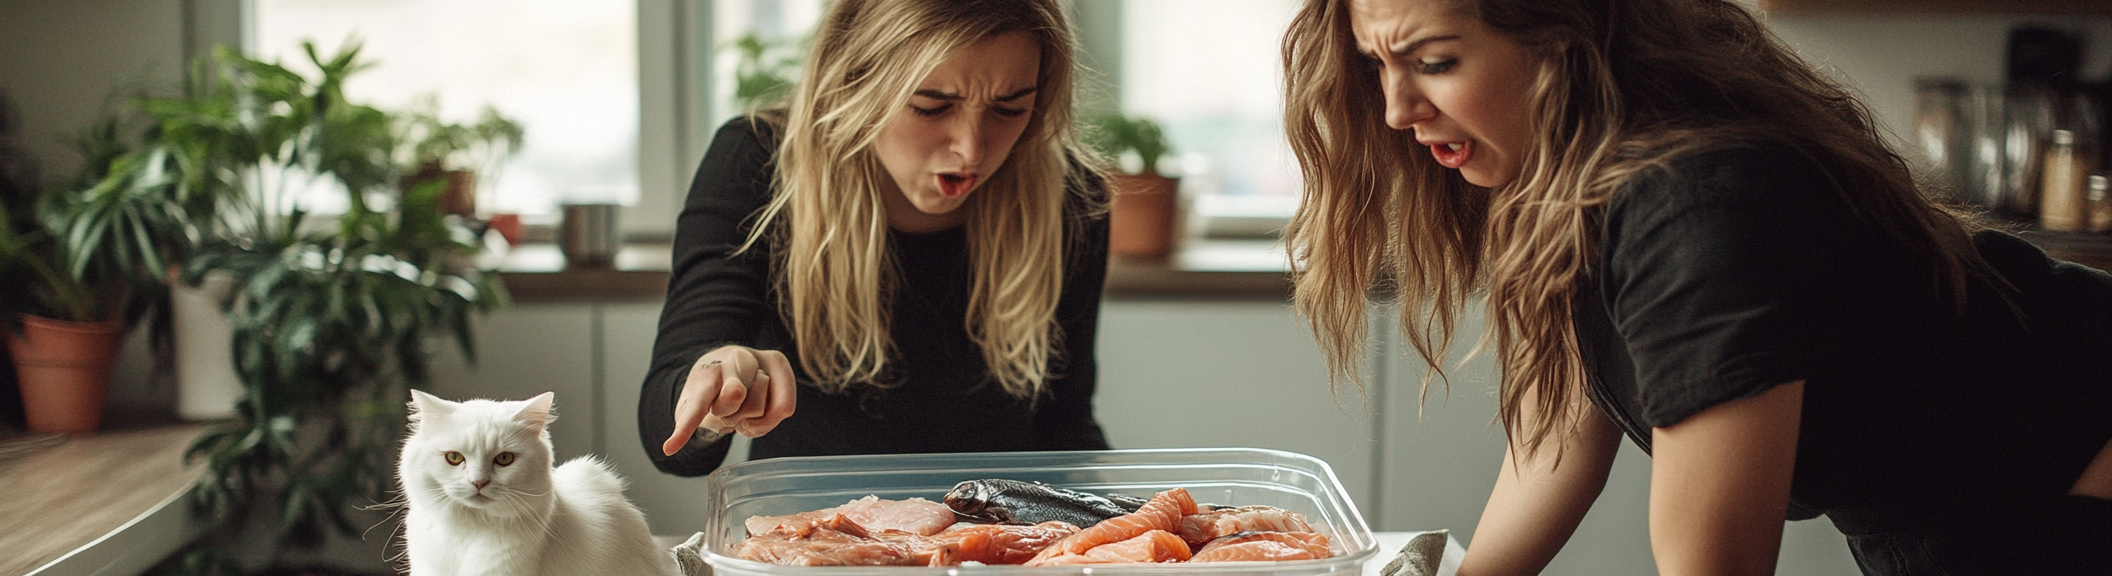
[1765,12,2112,150]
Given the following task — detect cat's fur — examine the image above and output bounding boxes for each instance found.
[398,390,677,576]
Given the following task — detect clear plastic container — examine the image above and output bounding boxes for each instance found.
[704,448,1378,575]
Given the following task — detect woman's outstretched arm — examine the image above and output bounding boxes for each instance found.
[1458,392,1623,576]
[1649,380,1803,576]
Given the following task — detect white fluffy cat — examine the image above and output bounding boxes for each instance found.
[398,390,678,576]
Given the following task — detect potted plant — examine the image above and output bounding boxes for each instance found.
[1085,113,1180,258]
[397,97,524,217]
[0,96,194,434]
[71,41,510,574]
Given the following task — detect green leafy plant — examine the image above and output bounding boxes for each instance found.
[83,40,511,575]
[398,96,524,176]
[729,33,806,110]
[0,96,192,328]
[1084,113,1172,176]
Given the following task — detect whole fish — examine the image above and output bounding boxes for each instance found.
[944,479,1141,527]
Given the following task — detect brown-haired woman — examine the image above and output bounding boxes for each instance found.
[1281,0,2112,573]
[641,0,1111,476]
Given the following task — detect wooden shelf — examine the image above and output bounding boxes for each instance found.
[1761,0,2112,15]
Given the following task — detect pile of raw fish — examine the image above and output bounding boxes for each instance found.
[734,479,1334,567]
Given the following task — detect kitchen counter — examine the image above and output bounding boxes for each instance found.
[496,238,1295,303]
[0,418,213,576]
[492,230,2112,304]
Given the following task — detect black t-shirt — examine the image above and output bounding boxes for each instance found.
[638,117,1112,477]
[1575,142,2112,533]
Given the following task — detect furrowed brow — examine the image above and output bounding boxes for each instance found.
[913,89,963,101]
[996,86,1040,103]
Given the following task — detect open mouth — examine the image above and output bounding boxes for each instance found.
[1430,141,1472,169]
[937,173,977,198]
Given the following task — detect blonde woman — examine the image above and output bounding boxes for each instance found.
[642,0,1109,474]
[1282,0,2112,574]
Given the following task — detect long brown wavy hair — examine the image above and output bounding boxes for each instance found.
[744,0,1097,398]
[1281,0,1995,458]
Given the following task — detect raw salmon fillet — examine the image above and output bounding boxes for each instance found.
[1190,530,1333,562]
[1026,488,1197,565]
[745,495,957,537]
[735,516,919,566]
[1028,530,1191,565]
[916,521,1080,565]
[1175,505,1317,548]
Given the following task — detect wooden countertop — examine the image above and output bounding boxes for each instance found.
[0,419,213,576]
[490,232,2112,304]
[495,239,1296,303]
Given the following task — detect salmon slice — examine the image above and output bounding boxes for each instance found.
[1175,505,1317,548]
[1027,530,1191,565]
[746,495,957,537]
[1190,530,1333,562]
[734,519,920,566]
[1189,540,1326,562]
[915,521,1080,565]
[1026,487,1196,564]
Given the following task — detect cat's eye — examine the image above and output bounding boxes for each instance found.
[444,451,465,466]
[494,452,516,466]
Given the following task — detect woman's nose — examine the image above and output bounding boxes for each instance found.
[950,115,986,166]
[1382,68,1433,130]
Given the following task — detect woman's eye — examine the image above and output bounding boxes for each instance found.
[1417,58,1458,74]
[910,104,950,117]
[494,452,516,466]
[992,106,1028,118]
[444,451,464,466]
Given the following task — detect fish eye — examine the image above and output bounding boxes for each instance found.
[494,452,516,466]
[444,451,464,466]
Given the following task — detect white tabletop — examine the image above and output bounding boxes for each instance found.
[1364,531,1465,576]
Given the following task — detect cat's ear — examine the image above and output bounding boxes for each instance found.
[408,389,455,427]
[514,392,557,429]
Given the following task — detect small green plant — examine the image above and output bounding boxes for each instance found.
[729,33,807,110]
[1085,113,1172,176]
[399,95,525,175]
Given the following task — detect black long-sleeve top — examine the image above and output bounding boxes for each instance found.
[639,117,1113,477]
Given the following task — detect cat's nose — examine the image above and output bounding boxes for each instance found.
[472,479,490,490]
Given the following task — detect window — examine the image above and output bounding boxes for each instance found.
[1122,0,1301,199]
[708,0,826,127]
[1119,0,1301,239]
[254,0,638,218]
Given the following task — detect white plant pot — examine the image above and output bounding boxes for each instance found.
[173,272,241,421]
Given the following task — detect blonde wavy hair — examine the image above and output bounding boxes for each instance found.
[743,0,1095,399]
[1282,0,1996,458]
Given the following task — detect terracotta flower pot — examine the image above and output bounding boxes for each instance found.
[4,315,123,434]
[1107,172,1181,258]
[408,164,478,217]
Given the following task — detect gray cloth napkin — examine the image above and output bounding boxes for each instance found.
[1379,529,1450,576]
[672,531,710,576]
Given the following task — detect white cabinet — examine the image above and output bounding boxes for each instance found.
[1375,301,1855,576]
[1095,299,1380,518]
[424,304,598,461]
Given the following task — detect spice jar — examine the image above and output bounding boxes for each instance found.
[2038,129,2090,232]
[2088,173,2111,233]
